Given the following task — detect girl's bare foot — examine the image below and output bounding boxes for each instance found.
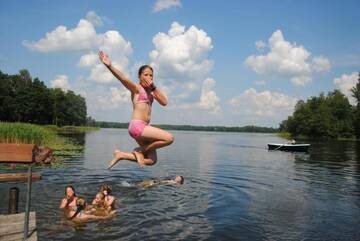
[133,148,145,167]
[108,149,124,169]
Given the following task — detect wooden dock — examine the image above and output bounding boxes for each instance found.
[0,212,37,241]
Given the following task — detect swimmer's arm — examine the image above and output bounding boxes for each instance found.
[59,198,67,209]
[152,88,168,106]
[98,51,138,93]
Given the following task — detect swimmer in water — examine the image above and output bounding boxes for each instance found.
[59,185,78,210]
[99,185,115,212]
[65,197,116,222]
[138,175,184,188]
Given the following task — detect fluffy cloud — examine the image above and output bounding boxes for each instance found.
[51,75,70,91]
[176,78,221,114]
[198,78,221,113]
[153,0,181,12]
[150,21,213,83]
[85,11,103,26]
[23,11,133,83]
[228,88,297,118]
[245,30,330,86]
[23,19,100,52]
[149,22,219,114]
[334,72,359,105]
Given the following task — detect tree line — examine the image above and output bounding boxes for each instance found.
[89,120,278,133]
[280,72,360,139]
[0,69,87,126]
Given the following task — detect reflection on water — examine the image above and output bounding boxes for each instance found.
[0,129,359,241]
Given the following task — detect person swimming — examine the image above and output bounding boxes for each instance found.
[65,197,116,223]
[99,185,115,211]
[137,175,184,188]
[59,185,78,210]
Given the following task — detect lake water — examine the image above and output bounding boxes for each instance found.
[1,129,359,241]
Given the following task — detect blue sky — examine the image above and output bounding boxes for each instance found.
[1,0,359,127]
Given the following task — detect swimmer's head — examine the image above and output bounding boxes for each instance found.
[76,197,86,208]
[174,175,184,185]
[99,185,112,196]
[65,185,76,198]
[94,192,105,204]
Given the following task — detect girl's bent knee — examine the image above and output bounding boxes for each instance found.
[147,159,157,166]
[166,134,174,144]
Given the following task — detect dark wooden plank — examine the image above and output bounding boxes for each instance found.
[0,143,34,163]
[0,173,41,182]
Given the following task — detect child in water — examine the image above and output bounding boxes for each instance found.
[99,185,115,211]
[138,175,184,188]
[65,197,116,222]
[98,51,174,169]
[59,186,78,210]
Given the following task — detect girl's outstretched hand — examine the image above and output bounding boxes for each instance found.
[99,51,111,67]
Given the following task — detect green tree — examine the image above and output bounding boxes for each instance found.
[351,72,360,138]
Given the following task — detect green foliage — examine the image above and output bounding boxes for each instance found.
[90,121,278,133]
[0,69,87,126]
[0,122,54,145]
[351,72,360,138]
[281,90,354,139]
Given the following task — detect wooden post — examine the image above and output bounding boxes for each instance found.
[8,187,19,214]
[24,165,32,239]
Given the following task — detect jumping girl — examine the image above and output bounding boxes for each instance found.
[98,51,174,169]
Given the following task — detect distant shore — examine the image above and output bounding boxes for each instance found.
[89,121,278,133]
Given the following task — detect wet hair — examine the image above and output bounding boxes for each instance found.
[96,192,105,200]
[138,65,153,77]
[65,185,76,196]
[99,185,112,195]
[76,197,86,207]
[176,175,184,184]
[71,197,86,219]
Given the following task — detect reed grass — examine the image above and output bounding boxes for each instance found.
[0,122,55,146]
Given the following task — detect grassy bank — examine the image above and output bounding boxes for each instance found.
[45,125,99,134]
[0,122,88,167]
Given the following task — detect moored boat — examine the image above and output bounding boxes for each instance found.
[267,143,310,152]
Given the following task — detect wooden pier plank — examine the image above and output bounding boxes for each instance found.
[0,143,34,163]
[0,212,37,241]
[0,173,41,182]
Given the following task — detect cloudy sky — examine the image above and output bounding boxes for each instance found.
[1,0,359,127]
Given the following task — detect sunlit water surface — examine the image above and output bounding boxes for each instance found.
[1,129,359,240]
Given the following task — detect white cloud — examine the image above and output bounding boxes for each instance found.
[334,72,358,105]
[312,56,331,72]
[245,30,330,86]
[153,0,181,12]
[23,19,100,52]
[228,88,297,118]
[51,75,70,91]
[150,22,213,83]
[255,40,266,51]
[78,52,98,67]
[24,11,133,83]
[176,78,221,114]
[85,11,103,26]
[198,78,221,113]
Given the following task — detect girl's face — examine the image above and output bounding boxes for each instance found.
[66,187,74,198]
[95,194,104,204]
[139,67,153,86]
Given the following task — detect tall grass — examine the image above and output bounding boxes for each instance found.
[0,122,55,146]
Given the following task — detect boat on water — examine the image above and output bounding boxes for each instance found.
[267,143,311,152]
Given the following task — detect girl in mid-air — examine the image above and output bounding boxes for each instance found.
[98,51,174,169]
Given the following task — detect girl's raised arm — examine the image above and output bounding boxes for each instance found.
[98,51,138,93]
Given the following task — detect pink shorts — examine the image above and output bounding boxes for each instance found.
[128,119,148,139]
